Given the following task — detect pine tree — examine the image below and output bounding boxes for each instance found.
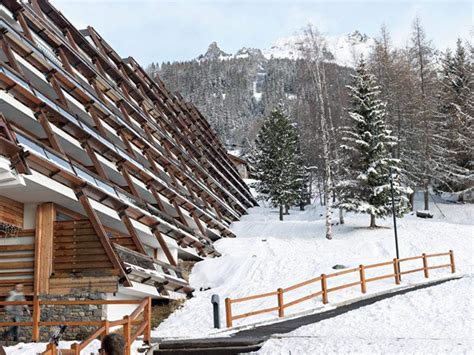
[436,39,473,194]
[339,58,410,227]
[253,107,301,220]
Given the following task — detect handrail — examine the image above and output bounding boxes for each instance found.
[0,298,152,355]
[224,250,456,327]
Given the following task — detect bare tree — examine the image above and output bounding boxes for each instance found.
[298,25,334,239]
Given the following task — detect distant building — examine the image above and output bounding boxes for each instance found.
[0,0,256,329]
[228,153,250,179]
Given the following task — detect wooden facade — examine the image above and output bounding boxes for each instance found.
[0,0,256,300]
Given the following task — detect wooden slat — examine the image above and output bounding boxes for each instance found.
[54,254,111,263]
[283,276,322,292]
[399,255,423,262]
[54,235,101,243]
[327,281,361,293]
[55,228,98,236]
[426,252,450,258]
[364,260,394,269]
[53,249,110,257]
[0,253,34,259]
[0,261,34,269]
[283,290,323,309]
[231,290,278,303]
[0,194,24,227]
[365,273,396,282]
[53,261,113,270]
[426,263,451,270]
[326,267,359,278]
[0,244,34,251]
[233,306,279,320]
[54,241,104,250]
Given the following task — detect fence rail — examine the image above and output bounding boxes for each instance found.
[225,250,455,328]
[0,298,151,355]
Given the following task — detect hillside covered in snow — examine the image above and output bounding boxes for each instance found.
[153,194,473,353]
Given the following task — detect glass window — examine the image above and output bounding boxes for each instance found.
[95,179,116,196]
[44,150,74,174]
[73,166,97,185]
[16,134,46,157]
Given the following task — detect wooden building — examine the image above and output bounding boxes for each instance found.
[0,0,256,317]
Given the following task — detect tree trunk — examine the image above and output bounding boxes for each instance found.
[339,208,344,225]
[317,176,323,206]
[279,204,284,221]
[409,192,415,211]
[300,201,305,211]
[424,187,429,211]
[370,214,376,228]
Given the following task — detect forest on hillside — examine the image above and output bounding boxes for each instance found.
[148,19,473,219]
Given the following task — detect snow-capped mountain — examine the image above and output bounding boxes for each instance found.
[197,31,374,68]
[261,31,374,67]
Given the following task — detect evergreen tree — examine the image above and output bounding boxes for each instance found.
[436,39,473,194]
[339,59,410,227]
[253,108,301,220]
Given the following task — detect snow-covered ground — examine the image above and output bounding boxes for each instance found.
[259,276,473,354]
[4,338,145,354]
[5,196,472,354]
[154,195,473,342]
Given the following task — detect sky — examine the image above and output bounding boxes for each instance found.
[51,0,473,67]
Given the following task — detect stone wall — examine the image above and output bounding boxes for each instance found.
[0,291,106,344]
[38,292,106,341]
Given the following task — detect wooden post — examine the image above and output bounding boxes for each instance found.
[225,298,232,328]
[449,250,456,273]
[71,343,80,355]
[123,315,131,355]
[277,288,284,317]
[359,265,367,294]
[104,320,110,336]
[393,258,400,285]
[32,296,40,342]
[422,253,429,278]
[321,274,328,304]
[43,343,57,355]
[144,297,152,344]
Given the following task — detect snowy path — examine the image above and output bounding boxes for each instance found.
[155,197,473,339]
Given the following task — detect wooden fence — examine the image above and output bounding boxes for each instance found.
[225,250,456,328]
[0,298,151,355]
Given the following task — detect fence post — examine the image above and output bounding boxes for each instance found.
[422,253,429,278]
[393,258,400,285]
[449,250,456,273]
[359,265,367,293]
[225,298,232,328]
[104,320,110,337]
[144,297,152,344]
[123,315,131,355]
[277,288,284,317]
[71,343,80,355]
[32,296,40,342]
[321,274,328,304]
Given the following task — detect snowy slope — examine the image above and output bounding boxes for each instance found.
[262,31,374,67]
[197,32,373,68]
[259,276,473,354]
[154,195,473,339]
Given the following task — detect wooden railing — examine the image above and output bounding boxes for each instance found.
[0,298,151,355]
[225,250,456,328]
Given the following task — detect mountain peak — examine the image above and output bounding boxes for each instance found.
[199,41,231,61]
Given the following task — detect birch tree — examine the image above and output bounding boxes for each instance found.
[299,25,334,239]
